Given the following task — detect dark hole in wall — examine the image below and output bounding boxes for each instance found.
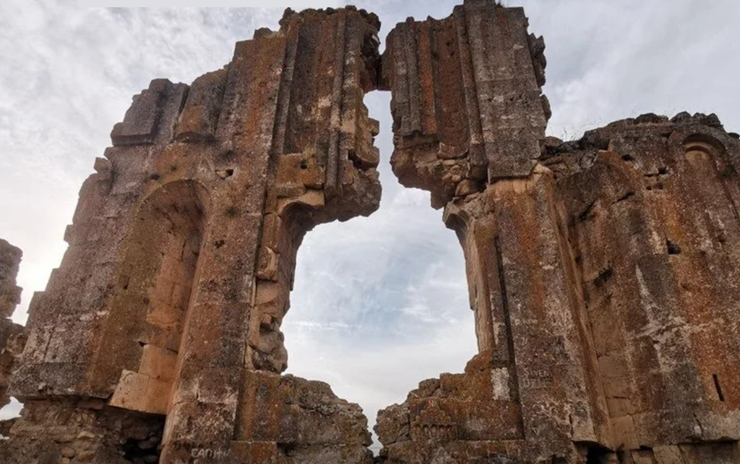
[277,442,299,457]
[585,445,613,464]
[713,374,725,402]
[578,200,597,222]
[720,163,737,178]
[121,437,161,463]
[347,149,364,169]
[666,240,681,255]
[593,266,613,287]
[616,191,635,203]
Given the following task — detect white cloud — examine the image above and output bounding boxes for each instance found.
[518,0,740,138]
[75,0,338,7]
[0,1,289,325]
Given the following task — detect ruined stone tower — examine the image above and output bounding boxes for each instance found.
[2,1,740,463]
[375,3,740,463]
[2,7,382,464]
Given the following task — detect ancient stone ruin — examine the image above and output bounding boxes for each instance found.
[2,1,740,463]
[0,239,25,424]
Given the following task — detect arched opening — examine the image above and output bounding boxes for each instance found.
[681,133,739,225]
[281,91,475,452]
[97,180,210,416]
[247,201,313,374]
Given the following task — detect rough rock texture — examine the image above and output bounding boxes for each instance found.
[0,239,25,413]
[380,2,740,461]
[1,7,380,464]
[383,0,549,209]
[0,398,165,464]
[540,114,740,462]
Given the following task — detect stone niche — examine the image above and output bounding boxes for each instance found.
[2,6,381,464]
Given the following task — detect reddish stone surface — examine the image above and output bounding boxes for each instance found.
[383,0,550,209]
[2,6,380,464]
[380,2,740,461]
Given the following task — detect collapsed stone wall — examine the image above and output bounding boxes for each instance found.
[543,114,740,462]
[1,399,165,464]
[0,240,24,441]
[379,110,740,463]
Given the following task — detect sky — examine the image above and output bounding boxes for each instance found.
[1,0,739,446]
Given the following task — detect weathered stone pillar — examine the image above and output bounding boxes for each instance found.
[377,1,610,462]
[378,1,740,462]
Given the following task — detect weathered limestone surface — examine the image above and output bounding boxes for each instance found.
[380,2,740,460]
[543,114,740,462]
[0,239,25,414]
[1,6,380,464]
[0,398,165,464]
[383,0,549,208]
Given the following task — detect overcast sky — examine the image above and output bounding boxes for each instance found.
[1,0,739,444]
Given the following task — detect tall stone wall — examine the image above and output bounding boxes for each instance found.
[1,6,381,464]
[378,4,606,462]
[382,0,549,208]
[378,1,740,462]
[543,113,740,463]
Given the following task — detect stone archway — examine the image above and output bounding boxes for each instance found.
[98,180,211,416]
